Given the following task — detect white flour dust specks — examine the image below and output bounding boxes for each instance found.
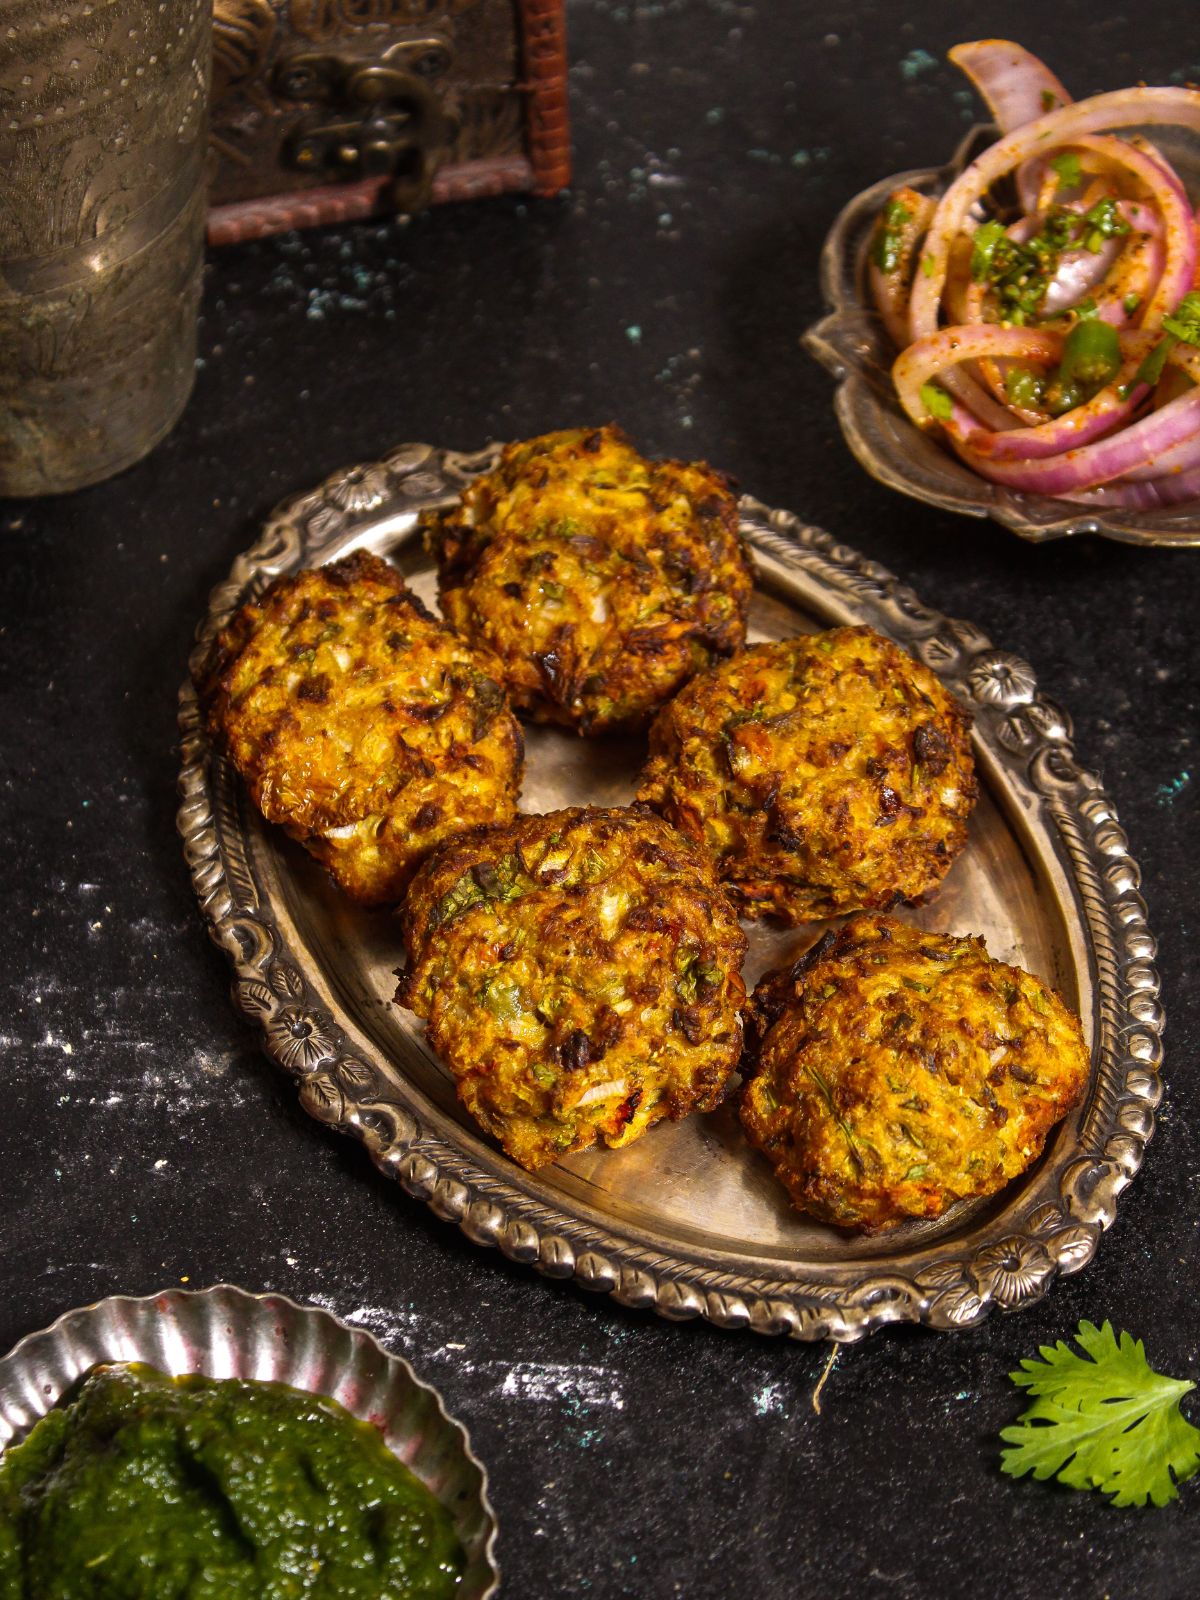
[304,1296,422,1350]
[287,1295,625,1415]
[500,1362,626,1412]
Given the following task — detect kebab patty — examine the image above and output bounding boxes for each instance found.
[397,807,747,1170]
[197,552,523,906]
[636,626,977,924]
[740,914,1090,1232]
[421,426,752,733]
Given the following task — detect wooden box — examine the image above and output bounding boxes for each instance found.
[208,0,569,245]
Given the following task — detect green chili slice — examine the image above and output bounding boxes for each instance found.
[1050,151,1081,191]
[970,220,1007,282]
[1081,196,1130,253]
[1133,336,1177,391]
[1059,319,1121,390]
[872,197,913,274]
[1004,366,1046,410]
[919,382,954,422]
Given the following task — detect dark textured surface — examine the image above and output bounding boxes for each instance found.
[2,4,1198,1597]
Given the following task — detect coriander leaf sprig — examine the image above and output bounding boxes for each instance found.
[1000,1320,1200,1508]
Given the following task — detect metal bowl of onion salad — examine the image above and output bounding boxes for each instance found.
[804,39,1200,546]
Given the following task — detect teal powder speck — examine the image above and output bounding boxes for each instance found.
[901,48,938,81]
[1156,770,1191,805]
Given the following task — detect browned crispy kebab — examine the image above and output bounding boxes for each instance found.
[420,426,753,734]
[397,806,747,1170]
[740,914,1091,1231]
[636,626,977,924]
[196,552,523,905]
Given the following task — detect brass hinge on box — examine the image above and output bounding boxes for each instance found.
[208,0,570,246]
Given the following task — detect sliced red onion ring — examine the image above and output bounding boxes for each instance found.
[1066,136,1193,320]
[866,188,936,350]
[1036,195,1164,325]
[909,86,1200,341]
[1123,428,1200,481]
[1068,462,1200,508]
[894,324,1157,460]
[948,41,1071,132]
[1123,348,1200,478]
[954,387,1200,494]
[1039,238,1124,316]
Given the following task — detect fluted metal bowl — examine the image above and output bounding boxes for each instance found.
[803,124,1200,547]
[0,1284,499,1598]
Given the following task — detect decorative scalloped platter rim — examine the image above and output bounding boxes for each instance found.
[177,443,1164,1341]
[803,121,1200,547]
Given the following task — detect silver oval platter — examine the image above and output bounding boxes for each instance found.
[177,442,1164,1342]
[0,1283,499,1597]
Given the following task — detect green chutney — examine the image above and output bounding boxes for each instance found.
[0,1363,465,1599]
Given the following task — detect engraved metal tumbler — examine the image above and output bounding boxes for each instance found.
[0,1,211,495]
